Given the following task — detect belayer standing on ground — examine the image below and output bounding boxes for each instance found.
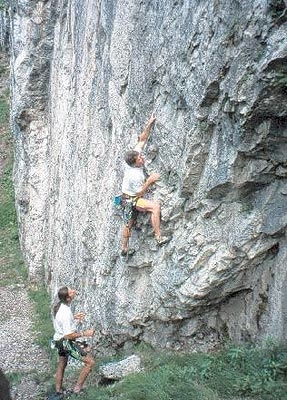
[52,286,95,397]
[121,112,171,257]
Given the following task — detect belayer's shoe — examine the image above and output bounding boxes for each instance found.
[120,248,135,257]
[53,389,73,399]
[156,236,171,246]
[47,392,66,400]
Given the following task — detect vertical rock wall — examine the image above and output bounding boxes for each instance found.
[10,1,54,280]
[9,0,287,350]
[0,8,8,49]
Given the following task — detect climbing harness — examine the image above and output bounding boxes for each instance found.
[122,194,138,224]
[51,338,88,360]
[113,193,138,224]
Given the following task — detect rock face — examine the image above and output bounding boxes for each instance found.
[8,0,287,350]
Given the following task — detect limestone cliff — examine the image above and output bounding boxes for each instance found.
[8,0,287,350]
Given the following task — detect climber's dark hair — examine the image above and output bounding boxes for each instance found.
[53,286,70,317]
[125,150,139,166]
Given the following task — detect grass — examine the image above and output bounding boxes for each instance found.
[28,285,55,351]
[0,89,27,285]
[89,342,287,400]
[0,94,8,122]
[42,340,285,400]
[0,0,7,11]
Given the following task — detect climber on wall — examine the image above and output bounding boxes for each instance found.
[120,112,171,257]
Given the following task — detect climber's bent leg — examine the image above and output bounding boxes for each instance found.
[136,198,161,237]
[121,223,132,253]
[136,198,171,245]
[121,196,138,256]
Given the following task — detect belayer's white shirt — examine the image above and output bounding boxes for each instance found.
[53,303,76,341]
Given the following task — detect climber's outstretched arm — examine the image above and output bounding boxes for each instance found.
[137,112,156,150]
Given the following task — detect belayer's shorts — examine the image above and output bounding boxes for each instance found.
[54,339,88,361]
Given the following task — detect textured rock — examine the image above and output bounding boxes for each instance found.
[8,0,287,350]
[99,355,142,381]
[0,10,8,50]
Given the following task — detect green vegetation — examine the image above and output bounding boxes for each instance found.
[39,340,287,400]
[0,84,27,285]
[28,285,55,351]
[0,166,27,284]
[79,341,287,400]
[5,371,22,386]
[0,93,8,121]
[0,0,7,11]
[277,73,287,88]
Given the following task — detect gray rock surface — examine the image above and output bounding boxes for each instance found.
[99,355,142,381]
[8,0,287,350]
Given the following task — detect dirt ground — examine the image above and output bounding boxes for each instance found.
[0,285,51,399]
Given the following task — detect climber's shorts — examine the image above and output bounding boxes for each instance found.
[135,197,146,211]
[54,339,87,361]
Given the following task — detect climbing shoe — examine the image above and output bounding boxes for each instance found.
[156,236,171,246]
[120,248,135,257]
